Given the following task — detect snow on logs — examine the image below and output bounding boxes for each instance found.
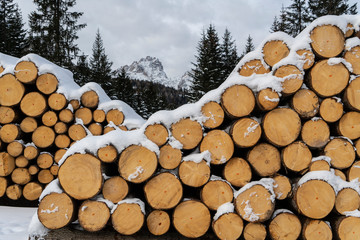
[20,15,360,240]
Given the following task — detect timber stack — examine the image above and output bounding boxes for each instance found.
[13,15,360,240]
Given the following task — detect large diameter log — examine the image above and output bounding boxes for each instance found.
[335,188,360,215]
[102,176,128,203]
[14,61,38,83]
[319,97,344,123]
[0,124,21,143]
[170,118,203,150]
[106,109,124,125]
[200,130,234,164]
[59,153,103,200]
[344,76,360,111]
[0,152,15,176]
[0,177,7,197]
[324,138,355,169]
[335,216,360,240]
[273,174,292,200]
[78,200,110,232]
[11,167,31,185]
[268,211,301,240]
[263,40,290,67]
[223,157,252,188]
[0,74,25,106]
[173,200,211,238]
[97,145,118,163]
[310,25,345,58]
[36,73,58,95]
[144,124,168,147]
[0,106,16,124]
[23,182,43,201]
[301,118,330,148]
[230,117,261,148]
[212,212,244,240]
[256,88,280,111]
[309,60,349,97]
[118,145,157,183]
[291,89,319,118]
[48,93,67,111]
[32,126,55,148]
[344,44,360,74]
[243,222,267,240]
[80,90,99,109]
[296,49,315,70]
[200,179,233,210]
[146,210,170,236]
[20,117,38,133]
[263,108,301,147]
[273,65,303,95]
[201,101,224,129]
[75,107,92,125]
[179,160,210,187]
[38,192,75,229]
[338,111,360,140]
[68,124,87,141]
[282,141,312,173]
[302,219,332,240]
[158,144,182,170]
[7,141,24,157]
[20,92,47,117]
[111,201,144,235]
[144,172,182,209]
[6,184,22,200]
[238,59,270,76]
[247,143,281,177]
[221,84,255,118]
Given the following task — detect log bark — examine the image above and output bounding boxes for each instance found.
[36,73,58,95]
[324,138,355,169]
[23,182,43,201]
[80,90,99,109]
[97,145,118,163]
[269,211,301,240]
[243,222,267,240]
[170,118,203,150]
[338,111,360,140]
[310,25,345,58]
[37,152,54,169]
[301,118,330,148]
[201,101,224,129]
[0,152,15,176]
[11,167,31,185]
[146,210,170,236]
[0,74,25,106]
[102,176,128,203]
[256,88,280,111]
[319,97,344,123]
[302,219,332,240]
[344,76,360,111]
[78,200,110,232]
[158,144,182,170]
[291,89,319,118]
[14,61,38,83]
[7,141,24,157]
[42,111,58,127]
[106,109,124,125]
[273,65,303,96]
[247,143,281,177]
[230,117,261,148]
[212,212,243,240]
[48,93,67,111]
[263,40,290,67]
[0,106,16,124]
[223,157,252,188]
[200,179,233,210]
[179,160,210,187]
[281,141,312,173]
[6,184,22,200]
[144,124,168,147]
[296,49,315,70]
[335,188,360,215]
[20,92,47,117]
[111,201,144,235]
[32,126,55,148]
[38,169,54,184]
[20,117,38,133]
[221,84,255,118]
[0,123,21,143]
[238,59,270,76]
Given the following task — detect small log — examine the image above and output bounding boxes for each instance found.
[173,200,211,238]
[68,124,87,141]
[50,165,59,176]
[223,157,252,188]
[296,49,315,70]
[0,177,7,197]
[20,117,38,133]
[282,141,312,173]
[344,44,360,74]
[0,106,16,124]
[200,179,233,210]
[344,76,360,111]
[32,126,55,148]
[36,73,58,95]
[335,188,360,215]
[106,109,124,125]
[69,99,80,111]
[158,144,182,170]
[54,149,67,164]
[59,109,74,123]
[212,212,243,240]
[200,129,234,165]
[301,118,330,148]
[0,74,25,106]
[256,88,280,111]
[102,176,128,203]
[38,169,54,184]
[78,200,110,232]
[20,92,47,117]
[0,152,15,176]
[309,60,349,97]
[309,160,330,171]
[334,169,347,181]
[273,65,303,96]
[37,152,54,169]
[11,167,31,185]
[221,84,255,118]
[0,123,21,143]
[38,192,75,229]
[111,201,144,235]
[247,143,281,177]
[201,101,224,129]
[14,61,38,83]
[42,111,58,127]
[75,107,93,125]
[357,139,360,158]
[7,141,24,157]
[273,174,292,200]
[88,123,102,136]
[23,182,43,201]
[179,160,210,187]
[59,153,102,200]
[335,216,360,240]
[345,23,355,37]
[55,134,71,148]
[97,145,118,163]
[6,184,22,200]
[80,90,99,109]
[93,109,106,123]
[54,122,68,134]
[302,219,332,240]
[118,145,157,183]
[0,66,3,73]
[238,59,270,76]
[15,155,29,168]
[338,111,360,140]
[48,93,67,111]
[263,40,290,67]
[144,124,168,146]
[28,165,39,175]
[144,172,183,209]
[103,126,115,134]
[268,211,301,240]
[170,118,203,150]
[310,25,345,58]
[291,89,319,118]
[263,108,301,147]
[147,210,170,236]
[230,117,261,148]
[243,222,267,240]
[324,138,355,169]
[319,97,344,123]
[24,145,39,160]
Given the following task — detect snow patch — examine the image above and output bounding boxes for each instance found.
[213,202,235,221]
[128,166,144,181]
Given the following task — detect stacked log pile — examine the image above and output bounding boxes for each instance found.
[25,15,360,240]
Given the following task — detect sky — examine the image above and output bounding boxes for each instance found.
[16,0,358,78]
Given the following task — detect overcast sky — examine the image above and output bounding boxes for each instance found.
[16,0,357,78]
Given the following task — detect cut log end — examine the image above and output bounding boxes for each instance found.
[15,61,38,84]
[171,118,203,150]
[231,118,261,148]
[200,180,233,211]
[111,202,144,235]
[263,40,290,67]
[310,25,345,58]
[212,213,244,240]
[0,74,25,106]
[147,210,170,236]
[221,84,255,118]
[159,144,182,170]
[201,101,224,129]
[144,124,168,147]
[78,200,110,232]
[223,157,252,188]
[102,176,128,203]
[238,59,270,76]
[36,73,58,95]
[179,160,210,187]
[80,90,99,109]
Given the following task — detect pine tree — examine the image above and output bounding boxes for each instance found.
[0,0,27,57]
[241,35,255,58]
[270,5,289,33]
[112,68,135,104]
[285,0,310,37]
[28,0,86,68]
[73,53,91,86]
[89,29,113,94]
[220,28,239,80]
[307,0,357,22]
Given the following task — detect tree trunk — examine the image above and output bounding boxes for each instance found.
[0,152,15,176]
[344,76,360,111]
[54,122,68,134]
[93,109,105,123]
[301,119,330,148]
[14,61,38,84]
[144,124,168,147]
[0,176,7,197]
[319,97,344,123]
[32,126,55,148]
[281,141,312,173]
[158,144,182,170]
[38,169,54,184]
[262,40,290,67]
[75,107,93,125]
[23,182,43,201]
[6,184,22,200]
[0,106,16,124]
[24,145,39,160]
[111,201,144,235]
[7,141,24,157]
[310,25,344,58]
[15,155,29,168]
[20,92,47,117]
[20,117,38,133]
[78,200,110,232]
[256,88,280,111]
[48,93,67,111]
[80,90,99,109]
[97,145,118,163]
[338,111,360,140]
[324,138,355,169]
[59,109,74,123]
[238,59,270,76]
[335,188,360,215]
[179,160,210,187]
[230,117,261,148]
[302,219,332,240]
[37,152,54,169]
[11,167,31,185]
[68,124,87,141]
[106,109,124,125]
[0,74,25,106]
[344,45,360,75]
[0,124,21,143]
[42,111,58,127]
[268,211,301,240]
[243,222,267,240]
[36,73,58,95]
[88,123,103,136]
[334,216,360,240]
[54,134,71,148]
[291,89,319,118]
[273,65,303,96]
[273,174,292,200]
[296,49,315,70]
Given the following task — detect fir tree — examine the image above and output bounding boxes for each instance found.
[220,28,239,80]
[270,5,289,33]
[0,0,27,57]
[112,68,135,104]
[241,35,255,58]
[307,0,357,22]
[28,0,86,67]
[285,0,310,37]
[73,53,90,86]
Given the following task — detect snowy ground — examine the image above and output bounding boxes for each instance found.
[0,206,36,240]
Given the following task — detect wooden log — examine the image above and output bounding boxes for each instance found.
[20,117,38,133]
[36,73,58,95]
[38,192,75,229]
[146,210,170,236]
[54,149,67,164]
[32,126,55,148]
[243,222,267,240]
[106,109,124,125]
[173,200,211,238]
[296,49,315,70]
[24,145,39,160]
[103,126,115,134]
[11,167,31,185]
[200,130,234,165]
[201,101,224,129]
[230,117,261,148]
[111,200,144,235]
[170,118,203,150]
[345,23,355,37]
[223,157,252,188]
[263,40,290,67]
[273,174,292,200]
[335,216,360,240]
[0,74,25,106]
[301,118,330,148]
[158,144,182,170]
[0,106,16,124]
[144,124,168,146]
[344,76,360,111]
[6,184,22,200]
[48,93,67,111]
[338,111,360,140]
[282,141,312,173]
[324,138,355,169]
[75,107,92,125]
[335,188,360,215]
[0,123,20,143]
[50,165,59,176]
[118,145,157,183]
[38,169,54,184]
[93,109,106,123]
[179,160,210,187]
[80,90,99,109]
[0,152,15,176]
[302,219,332,240]
[238,59,270,76]
[247,143,281,177]
[23,182,43,201]
[20,92,47,117]
[42,110,58,127]
[200,179,233,211]
[334,169,347,181]
[97,145,118,163]
[68,124,87,141]
[54,122,68,135]
[78,200,110,232]
[310,25,345,58]
[144,172,183,209]
[59,153,103,200]
[319,97,344,123]
[7,141,24,157]
[55,134,71,148]
[59,109,74,123]
[344,44,360,74]
[256,88,280,111]
[0,176,7,197]
[88,123,103,136]
[14,61,38,84]
[221,84,255,118]
[37,152,54,169]
[357,139,360,158]
[15,155,29,168]
[102,176,128,203]
[291,89,319,118]
[263,108,301,147]
[0,66,3,73]
[212,212,243,240]
[269,211,301,240]
[28,165,39,175]
[308,59,349,98]
[69,99,80,111]
[273,65,303,96]
[309,159,330,172]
